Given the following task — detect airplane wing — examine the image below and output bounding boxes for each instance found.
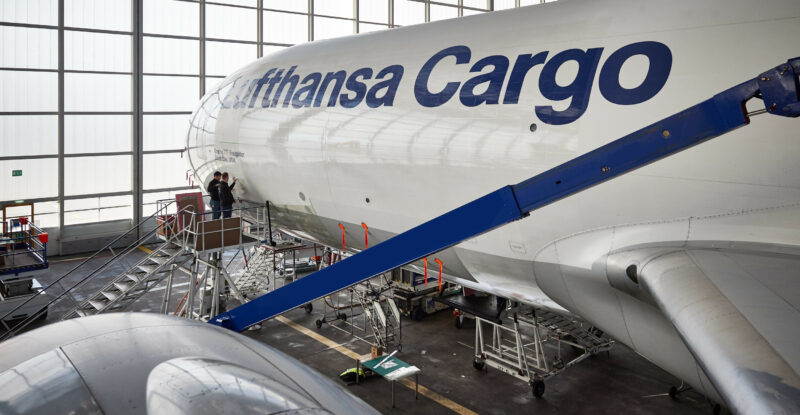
[637,247,800,414]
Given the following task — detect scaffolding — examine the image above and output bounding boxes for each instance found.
[473,305,614,397]
[315,251,403,351]
[0,203,50,328]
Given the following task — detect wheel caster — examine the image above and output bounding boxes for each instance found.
[315,319,322,329]
[454,315,464,329]
[669,386,678,399]
[532,380,545,398]
[338,313,347,321]
[304,303,313,313]
[472,358,485,371]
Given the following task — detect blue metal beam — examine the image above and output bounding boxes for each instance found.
[211,58,800,332]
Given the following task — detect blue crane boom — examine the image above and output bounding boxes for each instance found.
[211,58,800,332]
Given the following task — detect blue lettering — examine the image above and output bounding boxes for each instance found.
[314,71,346,107]
[414,46,471,108]
[459,55,508,107]
[340,68,372,108]
[292,72,322,108]
[503,52,548,104]
[233,78,256,109]
[599,41,672,105]
[366,65,404,108]
[535,48,604,125]
[214,42,672,121]
[219,76,241,109]
[270,66,299,108]
[262,68,284,107]
[248,68,276,108]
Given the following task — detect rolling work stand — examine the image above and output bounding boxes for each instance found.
[0,203,50,329]
[210,58,800,347]
[472,306,613,397]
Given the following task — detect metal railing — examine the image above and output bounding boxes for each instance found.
[1,221,48,275]
[155,201,269,254]
[0,199,177,340]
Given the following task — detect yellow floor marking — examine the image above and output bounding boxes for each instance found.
[276,315,360,360]
[275,315,479,415]
[138,245,153,254]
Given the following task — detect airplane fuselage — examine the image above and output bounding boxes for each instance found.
[188,0,800,404]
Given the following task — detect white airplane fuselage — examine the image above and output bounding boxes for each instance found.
[188,0,800,404]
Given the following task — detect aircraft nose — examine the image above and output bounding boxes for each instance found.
[187,89,223,188]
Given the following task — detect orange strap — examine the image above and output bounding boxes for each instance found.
[338,223,346,251]
[435,258,443,291]
[361,222,368,248]
[423,257,428,285]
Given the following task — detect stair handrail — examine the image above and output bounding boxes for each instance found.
[0,199,184,340]
[65,204,203,319]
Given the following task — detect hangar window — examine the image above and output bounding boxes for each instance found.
[0,115,58,158]
[0,0,558,247]
[65,115,132,154]
[360,0,388,24]
[0,0,57,25]
[65,73,131,112]
[65,0,130,31]
[144,37,199,75]
[143,0,198,37]
[65,31,131,72]
[65,155,132,196]
[206,4,257,41]
[264,10,308,45]
[314,16,354,41]
[0,26,57,69]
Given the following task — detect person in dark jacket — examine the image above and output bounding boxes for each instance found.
[219,172,237,218]
[207,171,222,219]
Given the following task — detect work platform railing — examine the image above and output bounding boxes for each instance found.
[0,199,180,339]
[0,217,48,277]
[210,58,800,332]
[153,201,267,322]
[0,198,271,340]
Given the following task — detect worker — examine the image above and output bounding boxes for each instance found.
[219,172,237,218]
[207,171,222,219]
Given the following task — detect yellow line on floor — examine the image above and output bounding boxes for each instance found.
[275,315,479,415]
[138,245,153,254]
[276,315,360,359]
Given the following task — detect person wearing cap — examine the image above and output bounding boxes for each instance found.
[207,171,222,219]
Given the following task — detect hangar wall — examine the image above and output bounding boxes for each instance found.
[0,0,551,255]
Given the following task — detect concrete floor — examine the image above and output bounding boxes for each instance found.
[20,247,719,415]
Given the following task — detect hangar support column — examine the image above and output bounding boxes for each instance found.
[132,0,144,238]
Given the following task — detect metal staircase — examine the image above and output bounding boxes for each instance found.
[232,245,276,300]
[62,237,193,319]
[0,199,194,340]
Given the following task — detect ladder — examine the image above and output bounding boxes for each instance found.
[211,58,800,332]
[232,246,276,299]
[535,309,609,353]
[61,237,193,319]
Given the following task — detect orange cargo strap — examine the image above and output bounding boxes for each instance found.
[338,223,346,251]
[423,257,428,285]
[361,222,368,248]
[435,258,443,291]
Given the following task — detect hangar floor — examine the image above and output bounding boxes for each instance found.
[25,248,717,415]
